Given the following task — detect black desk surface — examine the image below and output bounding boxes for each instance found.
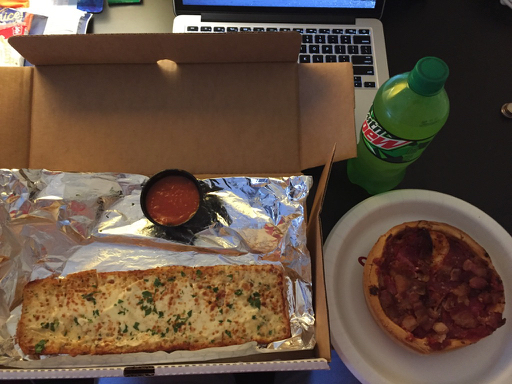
[91,1,512,383]
[321,0,512,243]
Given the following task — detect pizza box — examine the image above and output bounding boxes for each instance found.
[0,32,356,378]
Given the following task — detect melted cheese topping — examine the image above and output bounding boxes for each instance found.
[17,265,290,356]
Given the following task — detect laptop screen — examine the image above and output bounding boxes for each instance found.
[183,0,376,7]
[174,0,386,21]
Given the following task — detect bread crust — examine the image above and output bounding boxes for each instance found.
[363,220,506,354]
[17,264,290,356]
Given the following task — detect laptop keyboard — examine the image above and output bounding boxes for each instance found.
[185,25,376,89]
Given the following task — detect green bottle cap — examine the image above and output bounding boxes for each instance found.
[408,57,449,96]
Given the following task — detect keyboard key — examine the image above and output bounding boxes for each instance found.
[327,35,339,44]
[326,55,337,62]
[332,28,343,34]
[322,45,333,54]
[313,55,324,63]
[319,28,331,34]
[354,76,363,87]
[267,27,278,32]
[339,35,351,44]
[241,27,252,32]
[227,27,238,32]
[280,28,291,31]
[309,44,320,54]
[346,28,357,34]
[302,34,313,43]
[353,66,375,75]
[353,35,371,45]
[306,28,317,33]
[187,26,199,31]
[359,29,370,34]
[364,81,377,88]
[214,27,225,32]
[300,45,307,53]
[335,45,346,54]
[293,28,304,33]
[200,26,212,32]
[351,55,374,65]
[338,55,350,62]
[315,35,326,44]
[360,45,373,54]
[299,55,311,63]
[348,45,359,54]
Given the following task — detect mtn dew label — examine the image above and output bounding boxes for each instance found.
[361,106,436,163]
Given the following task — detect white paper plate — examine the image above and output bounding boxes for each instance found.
[324,189,512,384]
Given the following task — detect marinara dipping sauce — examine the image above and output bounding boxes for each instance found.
[141,170,201,227]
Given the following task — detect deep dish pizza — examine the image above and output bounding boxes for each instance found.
[17,264,290,356]
[363,220,506,354]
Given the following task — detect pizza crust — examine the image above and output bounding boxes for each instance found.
[363,220,506,354]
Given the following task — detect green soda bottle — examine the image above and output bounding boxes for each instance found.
[347,57,450,195]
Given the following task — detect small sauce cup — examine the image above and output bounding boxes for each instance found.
[140,169,203,228]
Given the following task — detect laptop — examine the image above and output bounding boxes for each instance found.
[172,0,389,135]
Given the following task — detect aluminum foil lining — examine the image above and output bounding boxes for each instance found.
[0,169,315,368]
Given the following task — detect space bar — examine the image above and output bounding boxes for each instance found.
[353,66,375,75]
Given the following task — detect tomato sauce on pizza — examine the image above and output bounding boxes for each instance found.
[364,221,506,353]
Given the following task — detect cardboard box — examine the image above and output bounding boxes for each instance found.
[0,32,355,378]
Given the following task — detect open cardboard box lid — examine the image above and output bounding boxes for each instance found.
[0,32,355,378]
[2,32,355,175]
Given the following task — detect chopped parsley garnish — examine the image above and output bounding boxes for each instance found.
[40,320,59,332]
[181,271,186,277]
[234,289,243,296]
[169,311,193,333]
[133,322,140,330]
[154,278,163,287]
[196,270,202,277]
[225,330,232,338]
[248,292,261,310]
[81,291,100,305]
[142,291,153,302]
[35,339,47,354]
[139,291,159,316]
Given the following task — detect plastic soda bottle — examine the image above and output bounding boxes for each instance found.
[347,57,449,195]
